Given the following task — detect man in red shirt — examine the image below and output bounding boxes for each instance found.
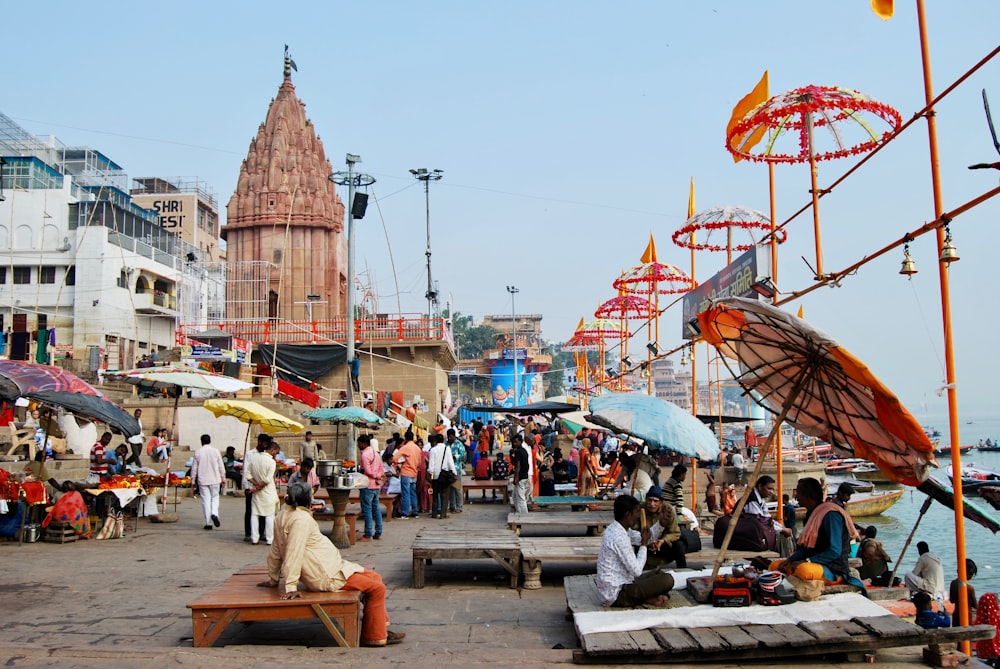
[394,431,422,518]
[89,431,113,482]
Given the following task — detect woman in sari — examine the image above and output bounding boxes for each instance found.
[42,482,90,538]
[578,440,607,497]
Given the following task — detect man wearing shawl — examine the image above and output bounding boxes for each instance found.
[773,477,864,590]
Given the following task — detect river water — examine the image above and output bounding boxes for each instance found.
[854,412,1000,595]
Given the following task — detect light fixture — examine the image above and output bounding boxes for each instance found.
[307,294,321,301]
[940,224,959,263]
[621,355,632,368]
[750,276,778,299]
[606,367,617,378]
[899,242,918,276]
[686,317,702,337]
[639,362,649,379]
[646,342,659,356]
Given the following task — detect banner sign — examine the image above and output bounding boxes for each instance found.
[680,245,771,339]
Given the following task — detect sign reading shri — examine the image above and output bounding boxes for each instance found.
[680,245,771,340]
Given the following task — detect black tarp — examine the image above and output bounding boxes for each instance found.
[256,343,347,388]
[466,401,579,415]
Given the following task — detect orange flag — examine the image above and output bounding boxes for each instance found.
[797,304,804,319]
[871,0,893,20]
[641,233,658,264]
[687,177,696,219]
[728,71,770,163]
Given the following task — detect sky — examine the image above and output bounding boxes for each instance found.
[6,1,1000,424]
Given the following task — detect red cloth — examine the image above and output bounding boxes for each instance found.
[976,592,1000,660]
[42,490,90,538]
[474,458,491,479]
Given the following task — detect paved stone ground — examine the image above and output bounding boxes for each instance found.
[0,490,984,668]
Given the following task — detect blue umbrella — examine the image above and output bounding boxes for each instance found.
[303,406,383,427]
[588,392,720,460]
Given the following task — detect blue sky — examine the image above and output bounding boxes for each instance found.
[6,1,1000,423]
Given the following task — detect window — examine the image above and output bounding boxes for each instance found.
[65,267,75,285]
[0,267,5,283]
[13,267,30,284]
[118,270,128,289]
[37,314,47,332]
[39,266,57,284]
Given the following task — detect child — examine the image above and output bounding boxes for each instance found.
[913,591,951,629]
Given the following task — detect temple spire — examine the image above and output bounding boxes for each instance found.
[283,44,297,79]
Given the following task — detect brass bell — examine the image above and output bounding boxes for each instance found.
[940,233,960,263]
[899,245,918,276]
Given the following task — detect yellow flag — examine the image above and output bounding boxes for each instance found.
[728,71,770,163]
[797,304,804,319]
[641,233,658,264]
[871,0,893,20]
[687,177,696,219]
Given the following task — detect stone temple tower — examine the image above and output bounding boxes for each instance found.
[223,51,346,326]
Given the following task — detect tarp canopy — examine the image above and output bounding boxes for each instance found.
[257,343,347,388]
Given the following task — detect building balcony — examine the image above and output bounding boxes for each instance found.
[134,291,177,315]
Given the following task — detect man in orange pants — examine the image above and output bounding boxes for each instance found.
[259,482,405,647]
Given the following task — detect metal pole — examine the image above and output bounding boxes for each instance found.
[409,168,443,326]
[507,286,519,405]
[330,156,375,461]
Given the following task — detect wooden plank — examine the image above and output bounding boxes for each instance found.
[311,603,349,647]
[583,631,639,655]
[798,620,854,644]
[686,626,729,652]
[743,624,806,648]
[769,623,820,647]
[628,629,665,655]
[712,625,759,650]
[564,574,606,614]
[651,626,699,653]
[853,615,923,638]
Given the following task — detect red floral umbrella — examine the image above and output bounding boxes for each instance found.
[673,205,787,257]
[595,294,651,320]
[725,84,901,278]
[613,262,691,296]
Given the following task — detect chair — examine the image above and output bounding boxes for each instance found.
[6,424,37,460]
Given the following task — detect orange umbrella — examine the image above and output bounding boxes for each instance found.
[698,297,935,487]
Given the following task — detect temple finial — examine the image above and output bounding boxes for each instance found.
[283,44,297,79]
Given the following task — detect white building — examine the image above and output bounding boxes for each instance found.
[0,112,218,374]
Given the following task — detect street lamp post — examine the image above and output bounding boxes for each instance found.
[409,168,443,325]
[506,285,519,406]
[330,155,375,460]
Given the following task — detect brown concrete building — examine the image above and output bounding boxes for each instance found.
[222,53,346,324]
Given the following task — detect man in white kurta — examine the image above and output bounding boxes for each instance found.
[191,433,226,530]
[247,441,280,545]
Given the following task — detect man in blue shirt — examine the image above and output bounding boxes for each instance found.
[446,428,466,513]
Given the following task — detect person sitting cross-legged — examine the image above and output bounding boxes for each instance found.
[258,482,405,647]
[595,494,674,607]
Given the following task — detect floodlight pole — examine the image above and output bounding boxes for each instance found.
[507,286,519,405]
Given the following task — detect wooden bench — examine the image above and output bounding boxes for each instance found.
[562,575,995,664]
[519,536,603,589]
[186,572,362,647]
[532,495,614,511]
[314,509,358,545]
[462,477,509,504]
[411,528,521,589]
[507,510,613,536]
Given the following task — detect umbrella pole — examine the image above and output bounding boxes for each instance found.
[806,109,824,279]
[887,496,933,588]
[711,368,814,582]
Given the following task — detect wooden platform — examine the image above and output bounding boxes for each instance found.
[532,495,614,511]
[562,575,995,664]
[508,511,613,536]
[411,528,521,589]
[519,536,604,589]
[187,573,362,648]
[463,478,509,504]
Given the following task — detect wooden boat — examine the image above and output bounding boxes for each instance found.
[934,443,976,456]
[773,488,904,519]
[947,464,1000,494]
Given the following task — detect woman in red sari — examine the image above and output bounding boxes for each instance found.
[42,482,90,538]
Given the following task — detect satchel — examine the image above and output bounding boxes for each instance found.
[680,527,702,553]
[540,468,554,482]
[437,469,458,486]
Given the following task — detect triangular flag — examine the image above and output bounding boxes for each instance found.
[687,177,696,219]
[727,71,770,163]
[797,304,804,319]
[574,317,585,334]
[871,0,893,20]
[641,233,657,264]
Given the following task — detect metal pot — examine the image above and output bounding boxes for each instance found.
[19,524,40,543]
[316,460,342,478]
[337,475,353,488]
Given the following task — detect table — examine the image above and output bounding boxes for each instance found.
[462,477,509,504]
[507,510,613,536]
[323,487,352,549]
[411,529,521,589]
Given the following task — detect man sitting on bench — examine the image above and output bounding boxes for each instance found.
[595,494,674,607]
[258,482,405,647]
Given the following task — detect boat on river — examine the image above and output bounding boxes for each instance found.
[947,463,1000,494]
[774,488,904,520]
[934,443,976,456]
